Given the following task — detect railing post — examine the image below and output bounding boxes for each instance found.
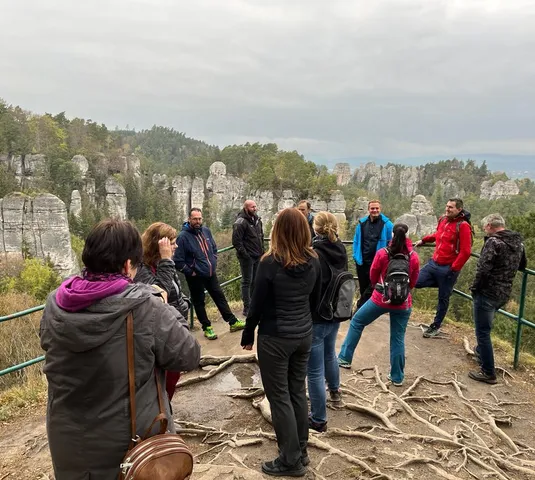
[514,271,529,369]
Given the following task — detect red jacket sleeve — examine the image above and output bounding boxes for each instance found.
[451,222,472,272]
[370,248,387,285]
[409,251,420,288]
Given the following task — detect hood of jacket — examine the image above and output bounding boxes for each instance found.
[488,229,523,250]
[313,237,347,269]
[42,283,158,353]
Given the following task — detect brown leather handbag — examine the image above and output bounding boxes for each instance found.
[119,312,193,480]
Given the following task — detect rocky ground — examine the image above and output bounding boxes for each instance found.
[1,310,535,480]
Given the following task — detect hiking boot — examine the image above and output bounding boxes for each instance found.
[203,326,218,340]
[329,389,342,404]
[229,319,246,332]
[301,449,310,466]
[468,370,497,385]
[338,358,351,369]
[387,374,403,387]
[423,324,441,338]
[261,458,306,477]
[308,416,327,433]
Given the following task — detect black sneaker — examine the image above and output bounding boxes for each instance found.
[329,389,342,404]
[468,370,497,385]
[423,324,440,338]
[261,458,306,477]
[308,417,327,433]
[301,449,310,466]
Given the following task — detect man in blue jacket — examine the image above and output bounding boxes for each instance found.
[174,208,246,340]
[353,200,394,309]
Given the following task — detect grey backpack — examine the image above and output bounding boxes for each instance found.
[317,266,356,322]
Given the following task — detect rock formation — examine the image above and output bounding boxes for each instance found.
[71,155,89,178]
[327,190,347,224]
[69,190,82,218]
[277,190,296,210]
[399,166,419,198]
[251,190,275,225]
[435,178,465,199]
[206,162,246,224]
[395,194,437,237]
[333,163,352,186]
[0,192,78,277]
[171,176,193,224]
[480,179,519,200]
[105,177,127,220]
[191,177,205,210]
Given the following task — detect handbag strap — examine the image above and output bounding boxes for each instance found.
[126,312,169,451]
[126,312,138,450]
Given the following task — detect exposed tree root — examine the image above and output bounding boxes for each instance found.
[344,402,400,432]
[178,354,257,387]
[171,360,535,480]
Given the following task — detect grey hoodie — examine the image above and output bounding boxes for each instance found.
[40,283,201,480]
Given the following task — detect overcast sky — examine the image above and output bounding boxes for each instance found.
[1,0,535,162]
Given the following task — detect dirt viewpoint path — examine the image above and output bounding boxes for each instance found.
[1,312,535,480]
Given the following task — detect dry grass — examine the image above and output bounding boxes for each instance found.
[0,292,47,421]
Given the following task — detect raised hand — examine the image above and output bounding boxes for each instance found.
[158,237,173,260]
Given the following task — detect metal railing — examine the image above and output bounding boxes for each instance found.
[0,245,242,377]
[2,240,535,376]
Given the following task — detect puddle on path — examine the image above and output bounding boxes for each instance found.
[212,364,262,392]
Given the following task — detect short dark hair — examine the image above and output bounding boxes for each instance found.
[82,219,143,273]
[189,207,202,216]
[448,198,464,210]
[297,200,311,210]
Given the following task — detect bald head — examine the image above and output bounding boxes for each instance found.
[243,200,258,216]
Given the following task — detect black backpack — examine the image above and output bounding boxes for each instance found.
[317,266,356,322]
[381,248,413,306]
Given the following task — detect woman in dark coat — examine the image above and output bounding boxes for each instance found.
[40,219,200,480]
[241,208,322,477]
[134,222,191,401]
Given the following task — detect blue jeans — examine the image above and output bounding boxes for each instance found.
[307,323,340,424]
[473,293,502,376]
[338,300,411,384]
[415,259,460,328]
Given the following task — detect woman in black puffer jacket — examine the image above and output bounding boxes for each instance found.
[134,222,191,400]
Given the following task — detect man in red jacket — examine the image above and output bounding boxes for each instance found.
[414,198,472,338]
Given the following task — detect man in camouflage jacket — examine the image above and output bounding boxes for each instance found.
[469,214,527,384]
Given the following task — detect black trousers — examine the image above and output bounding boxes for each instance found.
[186,274,236,329]
[238,256,260,311]
[356,262,373,309]
[257,334,312,467]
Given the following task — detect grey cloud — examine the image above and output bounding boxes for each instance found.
[1,0,534,160]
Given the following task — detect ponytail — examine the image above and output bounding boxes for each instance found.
[389,223,409,255]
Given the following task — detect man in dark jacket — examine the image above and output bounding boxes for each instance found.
[174,208,245,340]
[232,200,264,316]
[468,214,526,384]
[415,198,472,337]
[297,200,316,243]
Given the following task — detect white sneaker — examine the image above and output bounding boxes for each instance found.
[387,374,403,387]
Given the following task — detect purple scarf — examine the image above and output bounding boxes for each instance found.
[56,270,131,312]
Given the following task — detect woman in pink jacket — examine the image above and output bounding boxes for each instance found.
[338,223,419,386]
